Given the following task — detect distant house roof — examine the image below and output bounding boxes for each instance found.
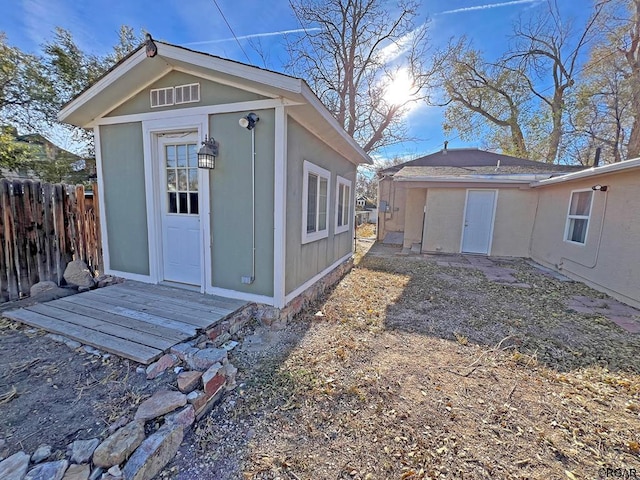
[356,196,376,209]
[380,148,584,176]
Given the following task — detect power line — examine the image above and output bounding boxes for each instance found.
[211,0,251,63]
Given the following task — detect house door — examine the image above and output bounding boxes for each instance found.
[461,190,497,254]
[159,135,201,285]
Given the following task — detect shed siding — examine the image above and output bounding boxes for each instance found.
[531,170,640,308]
[377,177,406,240]
[490,188,538,257]
[209,109,275,296]
[422,188,466,253]
[107,71,267,117]
[99,122,150,275]
[285,118,355,295]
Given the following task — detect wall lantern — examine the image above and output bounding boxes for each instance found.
[197,135,219,169]
[239,112,259,130]
[592,184,608,192]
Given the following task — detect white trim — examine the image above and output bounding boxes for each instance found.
[141,114,209,290]
[302,160,331,244]
[532,157,640,187]
[273,106,287,308]
[58,48,149,122]
[92,98,301,127]
[206,286,275,306]
[284,252,352,304]
[335,175,352,235]
[104,269,154,283]
[93,127,110,274]
[563,189,594,246]
[460,189,498,255]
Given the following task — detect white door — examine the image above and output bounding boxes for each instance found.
[461,190,497,254]
[159,135,201,285]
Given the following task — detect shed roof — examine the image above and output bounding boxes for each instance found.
[58,39,371,166]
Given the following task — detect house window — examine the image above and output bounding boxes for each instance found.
[336,176,352,234]
[175,83,200,105]
[150,87,174,108]
[302,160,331,243]
[565,190,593,244]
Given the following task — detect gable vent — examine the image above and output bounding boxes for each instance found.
[150,83,200,108]
[175,83,200,104]
[150,87,174,108]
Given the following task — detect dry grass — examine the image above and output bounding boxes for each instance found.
[228,243,640,479]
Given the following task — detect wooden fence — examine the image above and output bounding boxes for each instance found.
[0,179,102,302]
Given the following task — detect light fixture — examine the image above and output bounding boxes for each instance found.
[239,112,259,130]
[197,136,219,169]
[592,184,608,192]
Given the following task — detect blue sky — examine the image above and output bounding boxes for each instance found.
[0,0,591,160]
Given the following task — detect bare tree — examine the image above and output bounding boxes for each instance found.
[287,0,441,153]
[508,0,603,163]
[440,41,533,159]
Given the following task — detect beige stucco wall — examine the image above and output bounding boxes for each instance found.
[491,188,538,257]
[530,170,640,308]
[421,188,466,253]
[416,186,537,256]
[377,176,406,240]
[403,188,427,248]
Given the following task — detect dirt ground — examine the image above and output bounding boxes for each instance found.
[2,226,640,479]
[167,236,640,479]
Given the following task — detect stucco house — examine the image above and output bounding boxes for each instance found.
[378,147,640,308]
[58,39,371,313]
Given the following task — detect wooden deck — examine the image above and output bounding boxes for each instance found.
[3,281,248,364]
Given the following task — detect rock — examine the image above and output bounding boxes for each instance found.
[107,465,122,477]
[169,343,197,361]
[0,438,7,461]
[202,363,225,398]
[31,444,52,463]
[187,388,223,421]
[45,334,81,350]
[134,391,187,421]
[220,340,239,352]
[83,346,103,357]
[165,405,195,429]
[0,451,30,480]
[177,371,202,393]
[223,362,238,391]
[24,460,68,480]
[62,463,90,480]
[93,421,145,468]
[107,417,129,435]
[145,354,176,380]
[30,281,57,296]
[88,467,104,480]
[121,425,184,480]
[69,439,99,464]
[185,348,227,371]
[63,260,95,288]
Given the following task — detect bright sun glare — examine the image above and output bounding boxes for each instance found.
[383,68,416,106]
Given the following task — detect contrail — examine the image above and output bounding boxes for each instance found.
[184,28,321,46]
[439,0,541,15]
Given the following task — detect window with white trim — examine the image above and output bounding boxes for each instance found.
[335,176,352,234]
[302,160,331,243]
[565,190,593,244]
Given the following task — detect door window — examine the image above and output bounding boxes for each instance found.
[166,143,198,215]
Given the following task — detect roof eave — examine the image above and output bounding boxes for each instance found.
[531,158,640,187]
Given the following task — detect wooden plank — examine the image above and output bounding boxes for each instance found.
[59,294,198,336]
[26,303,176,351]
[123,281,247,310]
[4,308,163,364]
[93,287,221,328]
[106,285,236,317]
[48,297,190,343]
